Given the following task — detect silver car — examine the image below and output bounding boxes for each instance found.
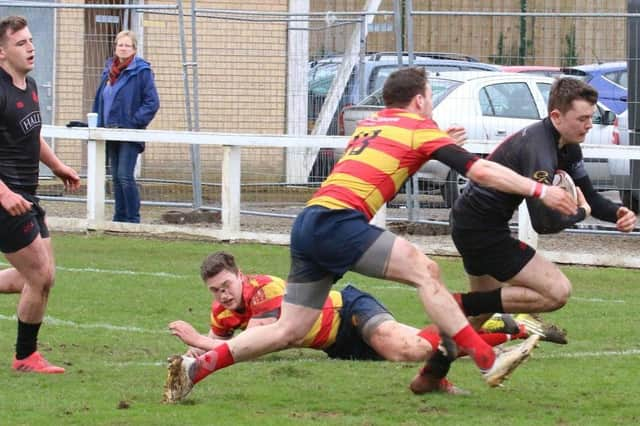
[609,110,640,212]
[342,71,618,207]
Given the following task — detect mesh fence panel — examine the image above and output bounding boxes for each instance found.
[24,1,639,231]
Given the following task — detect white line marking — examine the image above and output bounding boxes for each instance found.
[537,349,640,359]
[3,313,636,364]
[572,296,626,303]
[106,348,640,368]
[0,261,189,278]
[0,314,165,334]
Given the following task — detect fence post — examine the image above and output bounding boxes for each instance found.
[222,145,241,234]
[86,113,105,225]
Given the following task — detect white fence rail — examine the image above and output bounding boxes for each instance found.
[42,118,640,241]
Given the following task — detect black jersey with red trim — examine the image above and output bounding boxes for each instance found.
[0,67,42,194]
[452,117,619,234]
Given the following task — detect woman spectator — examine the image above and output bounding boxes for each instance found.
[93,30,159,223]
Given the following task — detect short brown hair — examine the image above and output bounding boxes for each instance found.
[382,66,427,108]
[548,77,598,114]
[0,16,27,46]
[200,251,238,281]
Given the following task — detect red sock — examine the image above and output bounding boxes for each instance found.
[192,343,235,384]
[417,325,441,351]
[512,324,528,340]
[479,332,511,346]
[453,325,495,370]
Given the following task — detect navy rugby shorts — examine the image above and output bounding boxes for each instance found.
[323,284,392,360]
[288,206,385,283]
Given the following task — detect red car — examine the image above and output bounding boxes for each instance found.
[500,65,563,78]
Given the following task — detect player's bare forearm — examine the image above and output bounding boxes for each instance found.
[39,136,64,171]
[39,137,81,191]
[467,159,577,216]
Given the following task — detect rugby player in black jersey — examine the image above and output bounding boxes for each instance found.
[0,16,80,373]
[450,77,636,331]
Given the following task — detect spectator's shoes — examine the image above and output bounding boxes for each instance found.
[482,335,540,387]
[410,372,470,396]
[162,355,196,403]
[12,352,65,374]
[514,313,568,344]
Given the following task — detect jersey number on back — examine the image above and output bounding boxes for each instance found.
[347,129,381,156]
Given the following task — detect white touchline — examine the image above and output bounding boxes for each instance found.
[0,261,189,279]
[0,314,165,334]
[537,349,640,359]
[109,348,640,368]
[571,296,626,303]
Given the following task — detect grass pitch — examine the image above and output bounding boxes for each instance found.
[0,233,638,425]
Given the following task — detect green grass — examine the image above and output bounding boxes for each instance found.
[1,233,639,425]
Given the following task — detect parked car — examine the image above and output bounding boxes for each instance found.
[609,110,640,212]
[342,71,619,207]
[307,53,500,182]
[561,62,628,114]
[500,65,563,78]
[308,52,500,135]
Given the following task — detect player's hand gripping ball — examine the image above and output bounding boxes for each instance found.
[552,170,578,203]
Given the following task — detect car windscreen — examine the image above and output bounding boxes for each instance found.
[369,65,466,97]
[358,78,462,108]
[309,63,339,96]
[359,78,461,108]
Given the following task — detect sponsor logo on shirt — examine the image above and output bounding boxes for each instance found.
[32,91,38,103]
[19,111,41,135]
[16,101,24,109]
[532,170,551,184]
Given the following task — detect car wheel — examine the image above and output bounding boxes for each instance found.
[442,170,469,208]
[620,190,640,213]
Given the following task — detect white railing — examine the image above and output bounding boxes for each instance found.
[42,117,640,244]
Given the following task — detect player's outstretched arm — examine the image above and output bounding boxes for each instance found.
[467,159,577,216]
[615,207,637,232]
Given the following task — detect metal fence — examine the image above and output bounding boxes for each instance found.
[1,1,639,234]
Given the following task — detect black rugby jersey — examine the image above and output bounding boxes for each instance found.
[0,67,41,194]
[453,117,618,234]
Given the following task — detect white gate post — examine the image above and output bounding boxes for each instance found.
[86,113,105,225]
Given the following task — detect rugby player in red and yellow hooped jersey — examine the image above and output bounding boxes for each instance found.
[308,110,456,221]
[163,68,579,403]
[168,252,539,396]
[207,271,342,351]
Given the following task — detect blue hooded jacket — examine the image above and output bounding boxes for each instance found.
[92,56,160,151]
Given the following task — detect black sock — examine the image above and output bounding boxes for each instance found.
[421,334,457,378]
[460,288,504,316]
[16,319,41,360]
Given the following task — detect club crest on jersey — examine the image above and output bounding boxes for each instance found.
[16,101,24,109]
[19,111,41,134]
[32,91,38,103]
[22,221,35,235]
[532,170,551,184]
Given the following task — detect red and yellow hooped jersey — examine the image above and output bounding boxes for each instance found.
[210,274,342,349]
[308,108,454,220]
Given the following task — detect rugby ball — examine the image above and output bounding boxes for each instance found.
[552,170,578,202]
